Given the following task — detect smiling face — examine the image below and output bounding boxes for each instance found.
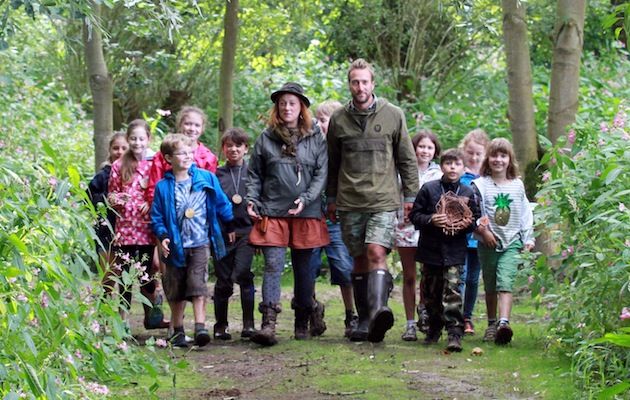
[166,144,194,173]
[441,158,465,183]
[463,141,486,175]
[109,136,128,163]
[488,151,510,178]
[348,68,375,110]
[127,127,150,160]
[277,93,302,128]
[222,139,247,166]
[180,112,204,144]
[415,137,436,167]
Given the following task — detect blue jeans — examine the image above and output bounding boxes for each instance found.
[459,248,481,320]
[309,223,353,287]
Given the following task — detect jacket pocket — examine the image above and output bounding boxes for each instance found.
[342,138,388,174]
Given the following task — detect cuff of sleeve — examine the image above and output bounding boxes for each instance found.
[403,197,415,203]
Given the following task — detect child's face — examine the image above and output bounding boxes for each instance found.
[463,141,485,172]
[415,137,436,165]
[167,144,194,172]
[222,139,247,165]
[316,111,331,135]
[109,137,128,162]
[127,127,149,159]
[180,112,204,143]
[440,158,465,182]
[488,151,510,177]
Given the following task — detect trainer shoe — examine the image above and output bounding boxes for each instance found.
[401,324,418,341]
[194,328,211,347]
[168,331,188,348]
[483,323,497,342]
[446,334,463,352]
[494,321,513,345]
[464,319,475,335]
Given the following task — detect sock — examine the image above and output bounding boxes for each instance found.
[194,322,205,332]
[407,320,416,328]
[173,326,184,334]
[488,319,497,327]
[499,318,509,325]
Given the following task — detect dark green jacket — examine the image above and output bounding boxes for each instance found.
[326,98,419,212]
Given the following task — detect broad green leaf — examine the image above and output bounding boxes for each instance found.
[67,166,81,188]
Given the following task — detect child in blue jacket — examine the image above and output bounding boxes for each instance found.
[151,134,235,347]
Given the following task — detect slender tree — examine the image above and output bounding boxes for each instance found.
[83,1,113,171]
[547,0,587,144]
[218,0,239,146]
[501,0,538,198]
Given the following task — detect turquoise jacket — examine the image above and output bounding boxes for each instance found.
[151,165,234,267]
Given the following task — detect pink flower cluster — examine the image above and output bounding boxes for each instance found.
[621,307,630,321]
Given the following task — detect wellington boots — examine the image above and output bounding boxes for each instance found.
[349,273,369,342]
[309,298,327,337]
[213,297,231,340]
[294,307,310,340]
[367,269,394,343]
[250,303,281,346]
[240,286,256,338]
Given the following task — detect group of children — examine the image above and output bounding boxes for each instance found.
[88,103,534,352]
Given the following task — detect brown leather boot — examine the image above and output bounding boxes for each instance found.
[250,303,281,346]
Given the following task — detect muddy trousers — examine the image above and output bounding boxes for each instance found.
[260,247,314,310]
[421,264,464,336]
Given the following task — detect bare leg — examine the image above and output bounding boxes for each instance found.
[169,300,186,329]
[366,243,388,271]
[485,291,497,321]
[340,285,354,312]
[398,247,417,321]
[498,291,513,321]
[191,295,206,325]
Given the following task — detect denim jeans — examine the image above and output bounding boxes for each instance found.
[309,223,353,286]
[459,248,481,320]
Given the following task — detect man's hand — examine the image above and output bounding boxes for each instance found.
[288,198,304,216]
[327,202,338,223]
[403,202,413,223]
[161,238,171,257]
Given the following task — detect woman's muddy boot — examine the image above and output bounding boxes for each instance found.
[349,273,369,342]
[309,298,327,337]
[240,286,256,338]
[294,307,310,340]
[250,303,281,346]
[367,269,394,343]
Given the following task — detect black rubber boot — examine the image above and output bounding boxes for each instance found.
[294,307,310,340]
[250,303,281,346]
[213,297,231,340]
[367,269,394,343]
[349,273,369,342]
[240,286,256,338]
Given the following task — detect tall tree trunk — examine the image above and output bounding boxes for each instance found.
[217,0,239,148]
[83,1,113,171]
[502,0,539,199]
[547,0,586,144]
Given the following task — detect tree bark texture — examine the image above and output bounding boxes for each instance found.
[501,0,538,199]
[83,2,113,172]
[218,0,239,149]
[547,0,586,144]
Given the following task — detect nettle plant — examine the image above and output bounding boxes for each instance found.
[533,107,629,393]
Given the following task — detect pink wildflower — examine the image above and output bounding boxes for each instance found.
[621,307,630,320]
[613,112,626,128]
[528,276,534,285]
[567,130,576,144]
[0,140,5,148]
[567,246,574,254]
[561,250,568,258]
[132,262,145,272]
[117,342,128,351]
[120,252,131,262]
[620,203,627,212]
[16,294,27,302]
[595,170,602,177]
[623,132,630,141]
[598,138,605,146]
[155,338,168,348]
[75,350,83,359]
[95,342,101,349]
[600,122,609,132]
[48,177,57,187]
[550,157,557,165]
[85,381,110,395]
[140,272,150,282]
[542,171,551,182]
[91,320,100,334]
[157,108,171,117]
[41,293,49,308]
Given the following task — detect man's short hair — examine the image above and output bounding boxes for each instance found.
[440,148,465,165]
[347,58,375,82]
[221,127,249,147]
[160,133,193,156]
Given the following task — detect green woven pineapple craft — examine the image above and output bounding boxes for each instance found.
[493,193,513,226]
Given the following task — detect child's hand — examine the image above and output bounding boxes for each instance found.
[288,198,304,216]
[227,232,236,244]
[139,201,150,215]
[161,239,170,257]
[431,213,448,228]
[523,243,535,252]
[480,229,498,248]
[247,202,262,221]
[327,203,338,223]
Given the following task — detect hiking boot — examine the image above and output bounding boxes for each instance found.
[309,299,327,337]
[250,303,281,346]
[483,323,497,342]
[464,319,475,336]
[213,323,232,341]
[446,334,463,352]
[367,270,394,343]
[350,273,369,342]
[294,307,310,340]
[423,330,442,345]
[194,328,211,347]
[401,324,418,341]
[495,321,513,345]
[168,331,188,348]
[344,311,358,338]
[416,303,430,334]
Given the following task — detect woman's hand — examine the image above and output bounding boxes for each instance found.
[288,198,304,216]
[247,202,262,221]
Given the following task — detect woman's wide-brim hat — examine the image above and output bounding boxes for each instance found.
[270,82,310,107]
